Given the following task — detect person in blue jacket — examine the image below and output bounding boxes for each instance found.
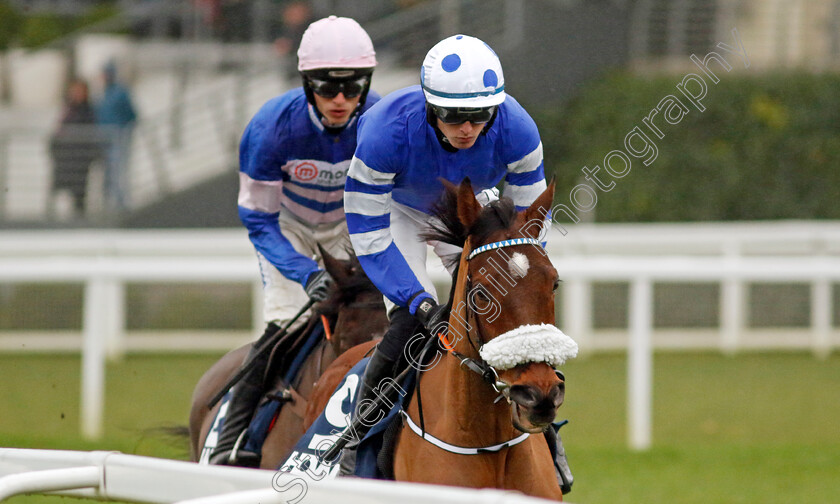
[95,60,137,211]
[341,35,572,490]
[210,15,380,467]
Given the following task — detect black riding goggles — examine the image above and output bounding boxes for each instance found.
[308,76,369,99]
[431,105,497,125]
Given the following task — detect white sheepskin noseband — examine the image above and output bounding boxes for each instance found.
[479,323,578,370]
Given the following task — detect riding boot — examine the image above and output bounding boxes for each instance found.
[337,347,399,476]
[208,323,278,467]
[545,424,574,494]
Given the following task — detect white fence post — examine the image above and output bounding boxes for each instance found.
[81,276,107,440]
[104,279,125,362]
[720,278,743,355]
[628,277,653,451]
[562,278,591,355]
[811,278,831,359]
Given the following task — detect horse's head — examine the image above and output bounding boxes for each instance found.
[432,178,577,433]
[319,246,388,355]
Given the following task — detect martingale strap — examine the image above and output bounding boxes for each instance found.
[467,237,542,260]
[400,410,530,455]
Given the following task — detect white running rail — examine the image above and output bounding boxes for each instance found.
[0,448,559,504]
[1,222,838,447]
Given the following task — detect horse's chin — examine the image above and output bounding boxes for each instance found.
[511,403,553,434]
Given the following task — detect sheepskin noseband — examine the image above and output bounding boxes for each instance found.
[478,323,579,370]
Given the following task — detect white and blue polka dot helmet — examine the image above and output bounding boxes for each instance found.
[421,34,505,108]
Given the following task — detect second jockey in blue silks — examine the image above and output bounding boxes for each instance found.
[210,15,380,467]
[341,35,571,490]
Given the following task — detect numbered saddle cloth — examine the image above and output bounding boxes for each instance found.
[277,357,414,479]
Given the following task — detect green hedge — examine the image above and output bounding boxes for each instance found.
[0,1,118,49]
[535,71,840,222]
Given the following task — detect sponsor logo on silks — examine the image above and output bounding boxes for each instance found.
[278,371,361,480]
[291,161,350,184]
[294,162,319,181]
[198,393,231,464]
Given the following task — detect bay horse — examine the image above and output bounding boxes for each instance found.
[188,249,388,469]
[306,179,577,500]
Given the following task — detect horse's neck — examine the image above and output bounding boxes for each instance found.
[415,346,518,446]
[411,242,521,444]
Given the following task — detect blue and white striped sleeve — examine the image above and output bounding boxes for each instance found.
[237,106,319,286]
[499,99,547,211]
[499,102,550,245]
[502,140,547,211]
[344,156,431,312]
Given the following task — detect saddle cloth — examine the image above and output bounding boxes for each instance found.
[276,357,413,479]
[199,322,326,464]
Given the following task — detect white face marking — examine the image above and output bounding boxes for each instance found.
[508,252,530,278]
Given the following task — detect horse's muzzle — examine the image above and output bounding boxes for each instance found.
[508,381,565,431]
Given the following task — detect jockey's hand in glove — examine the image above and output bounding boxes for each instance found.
[475,187,500,207]
[304,270,333,302]
[414,297,449,335]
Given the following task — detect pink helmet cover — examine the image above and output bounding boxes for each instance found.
[297,16,377,71]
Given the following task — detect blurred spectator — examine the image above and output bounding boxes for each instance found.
[273,1,312,55]
[273,1,313,79]
[95,60,137,212]
[49,79,102,218]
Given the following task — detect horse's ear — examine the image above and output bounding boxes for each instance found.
[523,178,556,227]
[456,177,481,229]
[319,244,350,283]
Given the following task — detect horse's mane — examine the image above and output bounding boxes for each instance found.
[316,252,380,318]
[420,183,518,270]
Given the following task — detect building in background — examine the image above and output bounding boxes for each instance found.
[1,0,839,227]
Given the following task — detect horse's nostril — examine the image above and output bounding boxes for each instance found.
[509,385,541,408]
[551,382,565,406]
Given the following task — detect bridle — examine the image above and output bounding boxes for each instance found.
[449,237,567,433]
[405,236,562,453]
[449,237,546,398]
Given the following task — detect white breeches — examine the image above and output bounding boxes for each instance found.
[386,201,462,314]
[257,211,351,330]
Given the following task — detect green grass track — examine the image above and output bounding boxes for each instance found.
[1,352,838,503]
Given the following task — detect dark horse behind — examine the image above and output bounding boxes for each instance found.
[188,248,388,469]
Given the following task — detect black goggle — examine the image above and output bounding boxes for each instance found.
[431,105,496,125]
[308,77,369,99]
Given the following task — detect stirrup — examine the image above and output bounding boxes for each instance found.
[337,442,359,477]
[210,430,260,468]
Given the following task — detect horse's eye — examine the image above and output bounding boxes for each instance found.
[552,279,560,291]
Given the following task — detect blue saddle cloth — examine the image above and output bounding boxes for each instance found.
[276,357,415,480]
[242,323,326,455]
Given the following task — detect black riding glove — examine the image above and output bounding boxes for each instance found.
[413,297,449,335]
[304,270,333,302]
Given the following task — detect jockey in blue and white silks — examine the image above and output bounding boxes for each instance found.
[345,85,545,313]
[238,85,379,314]
[211,16,380,468]
[337,34,553,478]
